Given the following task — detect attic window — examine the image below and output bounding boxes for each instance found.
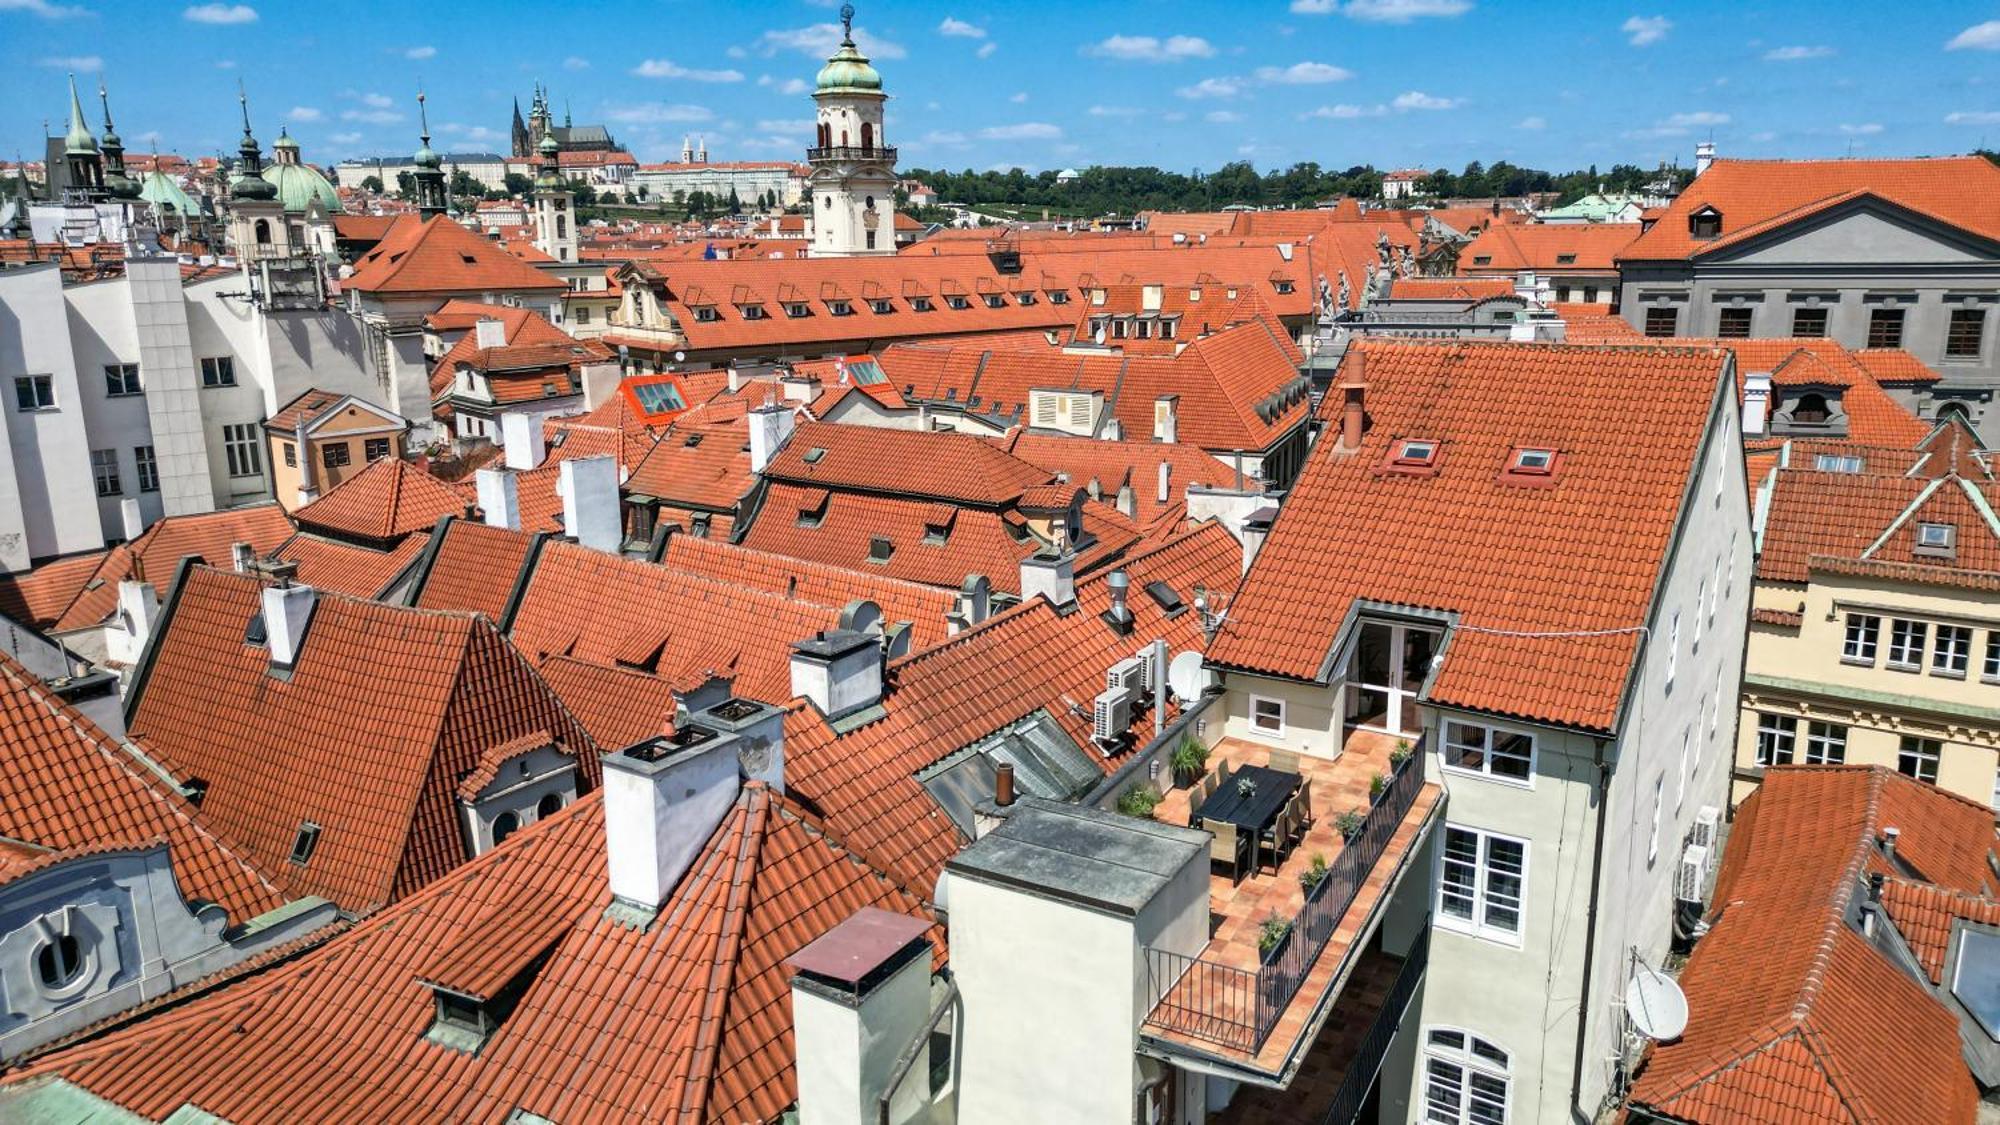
[288,821,322,866]
[1814,453,1864,474]
[827,300,854,317]
[1555,254,1577,265]
[1272,279,1295,295]
[692,306,720,323]
[1471,255,1492,266]
[802,447,827,464]
[871,299,894,314]
[244,611,269,647]
[912,296,935,312]
[983,294,1006,309]
[1049,290,1070,305]
[460,254,479,265]
[1144,580,1187,616]
[1915,522,1958,558]
[683,433,704,447]
[1393,439,1438,467]
[867,535,895,563]
[1016,292,1036,306]
[946,295,970,310]
[1689,207,1722,239]
[785,302,811,318]
[1511,448,1556,474]
[739,304,768,320]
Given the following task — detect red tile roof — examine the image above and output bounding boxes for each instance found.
[765,420,1053,506]
[1459,222,1640,273]
[1758,469,2000,584]
[271,531,431,599]
[1628,767,1990,1124]
[1551,302,1643,343]
[991,430,1241,526]
[1621,156,2000,262]
[7,784,932,1124]
[346,215,566,296]
[534,656,683,752]
[0,648,284,920]
[1384,277,1516,301]
[662,534,960,651]
[0,551,109,630]
[429,306,586,401]
[293,458,468,543]
[1882,879,2000,985]
[408,518,538,621]
[1209,340,1733,733]
[48,505,298,634]
[126,566,595,913]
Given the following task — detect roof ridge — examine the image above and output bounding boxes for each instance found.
[1647,1025,1858,1120]
[1777,771,1887,1023]
[676,784,770,1121]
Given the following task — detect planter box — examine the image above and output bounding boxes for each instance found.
[1259,926,1294,967]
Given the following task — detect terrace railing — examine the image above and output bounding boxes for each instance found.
[1321,926,1430,1125]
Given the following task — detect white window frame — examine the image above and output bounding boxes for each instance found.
[1842,613,1880,665]
[1248,694,1285,736]
[1441,719,1534,787]
[90,448,121,497]
[222,423,262,478]
[1438,824,1527,945]
[1887,618,1927,672]
[1932,625,1972,679]
[1805,721,1847,765]
[1898,736,1942,785]
[1649,775,1664,864]
[1755,713,1797,767]
[1666,611,1680,686]
[1984,631,2000,685]
[1422,1027,1511,1125]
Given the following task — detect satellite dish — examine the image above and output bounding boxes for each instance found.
[673,350,687,363]
[1168,650,1210,702]
[1093,325,1108,346]
[1626,966,1688,1041]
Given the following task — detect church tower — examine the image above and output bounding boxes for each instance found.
[411,91,448,219]
[60,74,105,203]
[531,132,575,263]
[807,4,896,257]
[226,86,286,259]
[528,84,554,151]
[97,79,141,205]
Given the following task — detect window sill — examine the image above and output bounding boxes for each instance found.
[1930,669,1968,681]
[1885,662,1921,674]
[1440,763,1534,790]
[106,392,146,399]
[1840,655,1876,668]
[1435,915,1523,949]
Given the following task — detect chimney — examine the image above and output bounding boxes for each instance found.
[1020,550,1075,609]
[502,411,546,470]
[114,580,159,660]
[1861,871,1886,936]
[1882,825,1900,866]
[693,694,787,795]
[1157,461,1172,506]
[790,629,883,720]
[1114,480,1136,519]
[959,574,991,627]
[789,907,937,1125]
[1338,383,1367,451]
[727,365,744,393]
[231,542,256,574]
[1240,506,1278,575]
[261,583,317,668]
[1694,141,1716,177]
[1741,371,1773,437]
[781,372,820,403]
[1513,270,1538,306]
[119,497,146,542]
[994,762,1016,808]
[751,400,797,472]
[1154,395,1178,444]
[475,467,521,530]
[602,723,742,912]
[560,454,622,553]
[473,316,508,351]
[1102,569,1134,636]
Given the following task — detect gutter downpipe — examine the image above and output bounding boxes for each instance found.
[1570,737,1611,1125]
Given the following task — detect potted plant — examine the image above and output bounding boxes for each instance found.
[1298,853,1330,896]
[1169,736,1209,790]
[1369,772,1387,804]
[1257,913,1293,964]
[1334,808,1366,842]
[1390,739,1413,772]
[1116,784,1161,819]
[1236,776,1258,799]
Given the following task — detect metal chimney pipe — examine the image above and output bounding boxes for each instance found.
[994,762,1015,807]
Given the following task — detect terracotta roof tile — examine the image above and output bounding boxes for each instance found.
[294,458,469,543]
[766,420,1054,506]
[662,535,960,651]
[408,518,537,621]
[272,532,430,600]
[0,551,109,630]
[1459,222,1639,273]
[347,215,566,296]
[52,505,297,633]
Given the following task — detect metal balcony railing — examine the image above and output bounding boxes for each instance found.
[1321,927,1430,1125]
[807,145,898,164]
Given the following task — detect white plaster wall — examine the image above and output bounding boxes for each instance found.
[60,277,161,538]
[0,264,103,565]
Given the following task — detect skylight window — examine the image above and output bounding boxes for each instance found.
[1915,522,1958,558]
[867,535,895,563]
[1393,439,1438,466]
[289,821,322,866]
[1814,453,1864,474]
[802,447,827,464]
[1511,448,1556,473]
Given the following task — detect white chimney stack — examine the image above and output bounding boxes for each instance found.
[231,542,256,574]
[119,498,146,542]
[748,401,795,474]
[110,580,159,665]
[473,317,508,351]
[789,630,883,720]
[502,411,546,470]
[1694,141,1716,177]
[1154,395,1177,444]
[601,727,742,911]
[475,467,521,531]
[560,454,622,553]
[790,907,937,1125]
[261,583,317,668]
[1742,371,1773,437]
[1157,461,1172,506]
[1020,551,1076,608]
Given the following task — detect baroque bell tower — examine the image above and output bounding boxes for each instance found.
[807,4,896,257]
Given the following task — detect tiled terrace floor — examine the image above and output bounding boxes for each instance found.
[1208,942,1405,1125]
[1142,732,1441,1081]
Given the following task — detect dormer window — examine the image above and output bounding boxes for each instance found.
[1791,392,1830,424]
[867,535,894,563]
[1555,254,1577,265]
[983,294,1006,309]
[1915,522,1957,559]
[785,302,811,318]
[691,305,719,323]
[827,300,854,317]
[739,303,768,320]
[912,296,934,312]
[1471,255,1492,266]
[1689,207,1723,239]
[1048,289,1070,305]
[1016,292,1036,306]
[871,298,894,314]
[1273,279,1295,295]
[946,295,970,310]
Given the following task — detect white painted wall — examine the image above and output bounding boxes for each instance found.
[0,264,102,567]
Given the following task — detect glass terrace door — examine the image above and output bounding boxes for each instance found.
[1344,621,1440,737]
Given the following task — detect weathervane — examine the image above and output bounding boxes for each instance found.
[840,3,855,42]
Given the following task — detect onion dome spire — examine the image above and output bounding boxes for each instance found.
[98,78,141,201]
[231,82,277,201]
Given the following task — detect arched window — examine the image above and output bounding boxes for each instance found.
[817,122,830,148]
[1937,402,1974,425]
[253,219,272,245]
[36,934,84,990]
[492,811,520,846]
[840,129,849,147]
[1791,392,1830,424]
[537,792,564,819]
[861,122,874,151]
[1423,1027,1509,1124]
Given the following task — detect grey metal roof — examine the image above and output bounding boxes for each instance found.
[920,709,1102,836]
[946,796,1206,917]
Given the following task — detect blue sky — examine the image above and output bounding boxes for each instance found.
[4,0,1997,175]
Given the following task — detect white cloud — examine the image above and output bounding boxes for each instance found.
[1206,110,1245,123]
[756,24,906,60]
[756,75,813,96]
[922,130,968,145]
[0,0,93,18]
[1392,90,1461,110]
[214,59,236,68]
[37,54,101,70]
[1517,115,1547,130]
[1332,0,1471,22]
[439,123,504,145]
[1254,61,1353,84]
[976,42,997,59]
[1085,34,1214,62]
[403,45,436,60]
[183,2,256,23]
[979,122,1062,140]
[563,56,590,70]
[1178,77,1244,99]
[1088,105,1143,117]
[1305,103,1388,119]
[1666,110,1729,127]
[1945,110,2000,125]
[1009,92,1028,103]
[1763,45,1833,61]
[725,46,747,59]
[604,102,715,124]
[1837,122,1882,135]
[1621,15,1670,46]
[356,92,395,109]
[1946,20,2000,50]
[329,131,362,145]
[1290,0,1337,10]
[754,118,813,135]
[938,16,985,38]
[286,106,323,122]
[340,109,404,125]
[634,59,744,82]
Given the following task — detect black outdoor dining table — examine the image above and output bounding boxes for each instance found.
[1195,765,1301,835]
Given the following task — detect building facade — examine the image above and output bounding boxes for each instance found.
[808,10,898,257]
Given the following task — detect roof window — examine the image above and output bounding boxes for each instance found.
[459,253,479,265]
[1393,439,1438,466]
[867,535,895,563]
[1689,206,1723,240]
[1144,580,1187,616]
[289,821,322,866]
[1814,453,1863,474]
[983,294,1006,309]
[1511,448,1556,473]
[1471,255,1492,266]
[802,447,827,464]
[1915,522,1957,559]
[1555,253,1577,265]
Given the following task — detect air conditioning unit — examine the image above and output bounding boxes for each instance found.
[1092,688,1134,745]
[1105,656,1145,694]
[1676,844,1709,905]
[1691,806,1720,852]
[1136,648,1162,694]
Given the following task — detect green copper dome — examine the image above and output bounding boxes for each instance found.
[139,168,198,215]
[64,76,99,155]
[815,40,882,92]
[262,162,341,213]
[414,141,441,169]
